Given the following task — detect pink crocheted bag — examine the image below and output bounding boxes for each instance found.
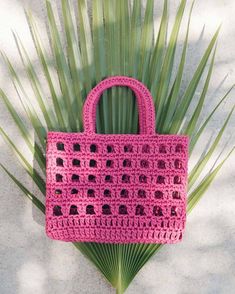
[46,76,189,244]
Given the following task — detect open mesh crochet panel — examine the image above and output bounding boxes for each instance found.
[46,76,188,244]
[46,133,188,243]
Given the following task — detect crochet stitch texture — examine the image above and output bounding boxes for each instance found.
[46,76,189,243]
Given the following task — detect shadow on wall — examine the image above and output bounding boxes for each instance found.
[128,215,235,293]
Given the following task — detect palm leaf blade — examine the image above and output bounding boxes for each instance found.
[169,26,220,133]
[0,163,45,213]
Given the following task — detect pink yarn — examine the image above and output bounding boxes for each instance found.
[46,76,188,244]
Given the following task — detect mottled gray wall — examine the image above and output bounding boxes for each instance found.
[0,1,234,294]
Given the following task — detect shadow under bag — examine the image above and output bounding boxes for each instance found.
[45,76,189,244]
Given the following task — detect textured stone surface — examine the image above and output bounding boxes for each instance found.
[0,1,234,293]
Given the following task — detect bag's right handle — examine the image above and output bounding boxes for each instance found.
[83,76,156,135]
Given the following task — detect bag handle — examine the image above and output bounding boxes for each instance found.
[83,76,156,135]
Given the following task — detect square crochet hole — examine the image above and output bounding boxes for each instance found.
[174,176,181,184]
[106,160,114,168]
[142,144,150,153]
[87,189,95,197]
[105,175,113,183]
[107,145,114,153]
[69,205,78,215]
[140,159,149,168]
[154,190,163,199]
[157,160,166,169]
[102,204,112,215]
[71,174,79,182]
[171,206,177,216]
[73,143,80,151]
[123,159,131,167]
[88,175,96,182]
[86,205,95,215]
[138,189,146,198]
[120,189,129,198]
[56,174,63,182]
[55,189,62,195]
[153,206,163,216]
[174,159,182,169]
[175,144,183,153]
[172,191,181,199]
[56,142,64,151]
[90,144,97,152]
[71,188,78,194]
[124,144,133,152]
[53,205,63,216]
[72,159,81,167]
[159,144,166,153]
[119,205,128,215]
[89,159,97,167]
[139,174,147,183]
[157,176,165,184]
[56,158,64,166]
[122,174,130,183]
[135,205,145,215]
[104,189,111,197]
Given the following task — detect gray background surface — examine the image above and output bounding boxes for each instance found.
[0,1,234,293]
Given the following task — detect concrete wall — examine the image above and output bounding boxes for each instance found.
[0,1,234,293]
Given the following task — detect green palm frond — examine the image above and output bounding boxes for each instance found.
[0,1,234,293]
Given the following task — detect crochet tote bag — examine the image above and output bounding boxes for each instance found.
[46,76,189,244]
